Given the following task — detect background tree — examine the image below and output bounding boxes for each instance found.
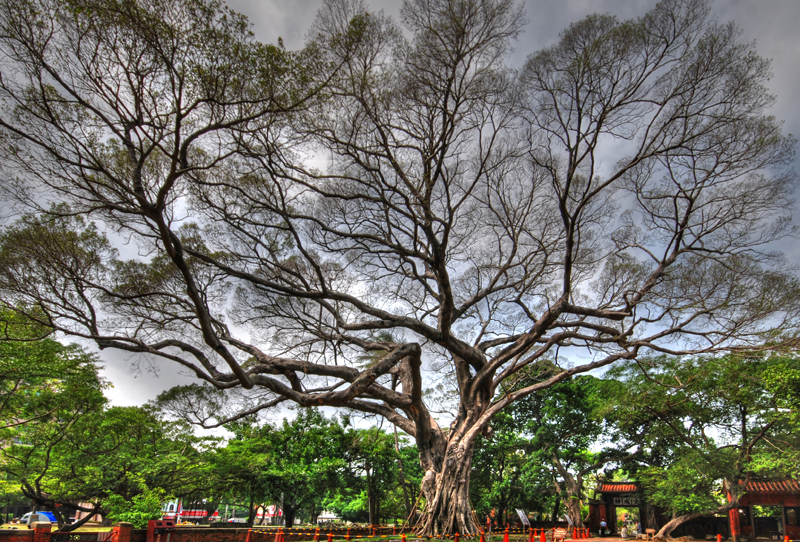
[343,427,399,525]
[471,408,553,527]
[601,355,800,537]
[1,0,798,535]
[215,409,350,527]
[104,485,170,529]
[2,403,211,530]
[508,375,607,528]
[471,373,630,528]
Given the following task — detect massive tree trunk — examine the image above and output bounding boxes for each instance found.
[407,388,483,535]
[418,440,478,536]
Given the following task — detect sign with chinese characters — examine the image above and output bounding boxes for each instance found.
[612,496,642,507]
[517,509,530,526]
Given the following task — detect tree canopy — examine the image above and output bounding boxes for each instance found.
[0,0,797,534]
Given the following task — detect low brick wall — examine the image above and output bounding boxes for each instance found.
[2,521,130,542]
[128,526,398,542]
[0,527,34,542]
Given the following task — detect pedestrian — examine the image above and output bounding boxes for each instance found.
[600,519,608,536]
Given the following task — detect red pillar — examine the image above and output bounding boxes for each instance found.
[727,492,741,541]
[114,523,133,542]
[32,522,51,542]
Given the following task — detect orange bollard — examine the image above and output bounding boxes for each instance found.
[314,529,320,542]
[540,529,546,542]
[504,527,510,542]
[246,530,253,542]
[346,529,351,541]
[373,526,377,537]
[573,529,577,540]
[784,537,789,542]
[328,533,333,542]
[402,535,406,542]
[717,535,722,542]
[480,532,485,542]
[455,534,460,542]
[394,526,397,536]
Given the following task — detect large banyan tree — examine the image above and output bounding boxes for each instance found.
[1,0,798,534]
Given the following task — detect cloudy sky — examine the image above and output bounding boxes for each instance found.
[100,0,800,412]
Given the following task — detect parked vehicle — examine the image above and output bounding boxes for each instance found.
[20,512,58,525]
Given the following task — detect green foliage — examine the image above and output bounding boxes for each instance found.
[602,354,800,522]
[105,483,171,528]
[2,389,212,529]
[637,460,721,515]
[0,306,106,435]
[471,374,607,523]
[206,408,414,524]
[215,408,350,524]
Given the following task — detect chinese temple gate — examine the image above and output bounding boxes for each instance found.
[729,479,800,540]
[589,482,647,535]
